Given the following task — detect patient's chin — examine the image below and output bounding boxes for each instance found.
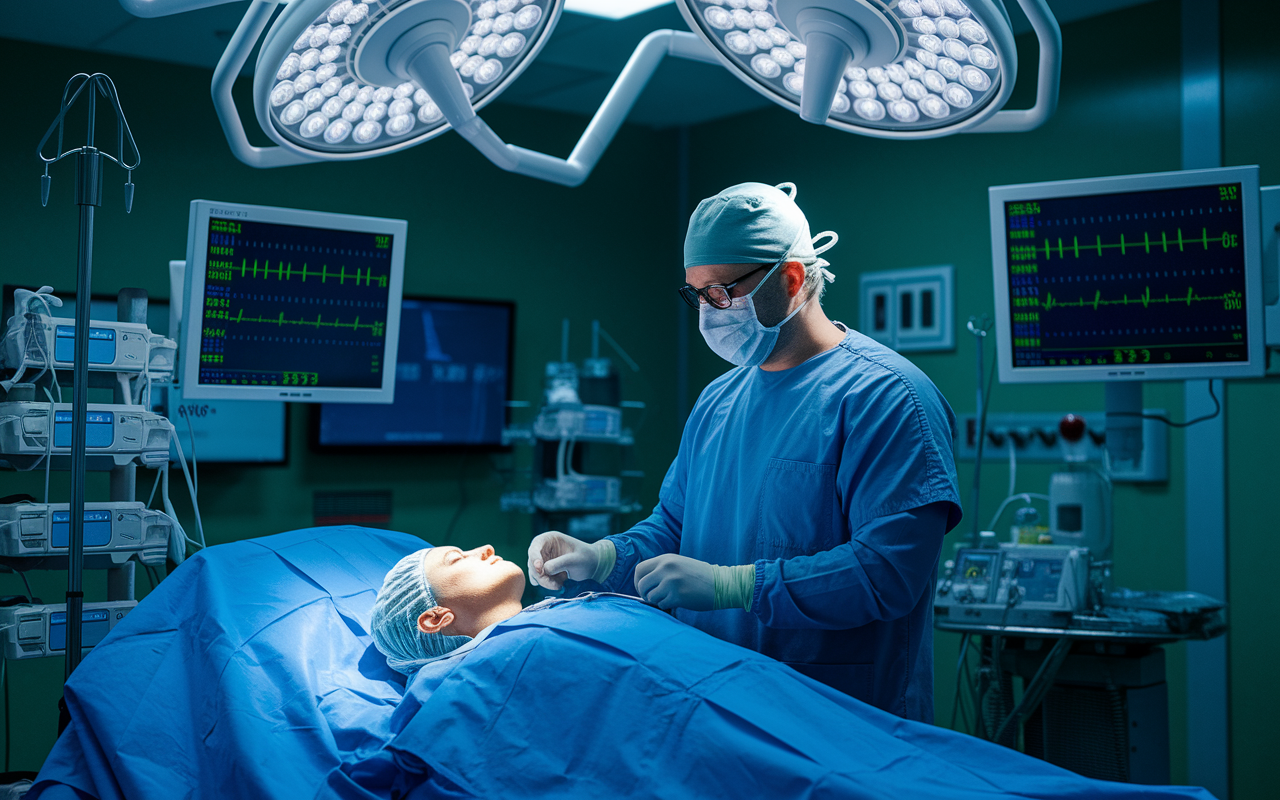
[499,562,526,597]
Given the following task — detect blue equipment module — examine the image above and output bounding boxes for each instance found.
[52,510,114,548]
[314,296,513,449]
[48,609,111,652]
[54,326,116,363]
[52,411,115,448]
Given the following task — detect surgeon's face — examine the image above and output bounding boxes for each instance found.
[684,263,772,304]
[420,545,525,635]
[685,261,805,327]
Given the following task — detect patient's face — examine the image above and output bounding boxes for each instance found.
[421,545,524,633]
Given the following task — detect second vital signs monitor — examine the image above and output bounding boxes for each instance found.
[182,200,406,403]
[990,166,1264,383]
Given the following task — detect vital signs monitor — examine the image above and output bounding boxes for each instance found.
[181,200,406,403]
[990,166,1264,383]
[313,296,514,450]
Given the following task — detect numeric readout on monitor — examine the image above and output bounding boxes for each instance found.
[1004,183,1248,369]
[198,217,394,388]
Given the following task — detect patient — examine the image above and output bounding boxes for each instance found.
[370,544,526,673]
[365,543,1216,800]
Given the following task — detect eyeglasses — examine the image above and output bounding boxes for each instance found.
[678,264,771,310]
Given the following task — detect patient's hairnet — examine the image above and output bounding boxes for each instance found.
[684,182,837,272]
[370,549,471,675]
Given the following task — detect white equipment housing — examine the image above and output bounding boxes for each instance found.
[0,600,135,660]
[2,313,176,380]
[0,402,171,470]
[534,475,623,512]
[935,545,1090,628]
[0,501,171,569]
[533,404,625,442]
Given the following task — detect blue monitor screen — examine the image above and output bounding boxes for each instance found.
[315,297,513,448]
[197,216,395,390]
[1003,182,1250,370]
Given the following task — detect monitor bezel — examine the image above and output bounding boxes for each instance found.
[989,165,1264,384]
[181,199,407,403]
[308,293,516,454]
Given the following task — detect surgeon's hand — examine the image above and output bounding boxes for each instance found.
[634,554,716,611]
[528,531,609,591]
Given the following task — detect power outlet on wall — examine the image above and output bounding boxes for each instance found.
[859,265,954,352]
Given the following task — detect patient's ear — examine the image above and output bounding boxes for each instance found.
[418,607,454,634]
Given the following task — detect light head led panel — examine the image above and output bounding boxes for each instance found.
[253,0,561,159]
[676,0,1022,137]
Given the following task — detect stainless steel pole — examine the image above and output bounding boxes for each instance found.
[65,145,102,678]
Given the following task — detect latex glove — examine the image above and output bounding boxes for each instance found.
[634,554,716,611]
[527,531,612,591]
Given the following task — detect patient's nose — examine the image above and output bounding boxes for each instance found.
[466,544,495,560]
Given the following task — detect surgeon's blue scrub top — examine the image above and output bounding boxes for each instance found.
[595,325,962,722]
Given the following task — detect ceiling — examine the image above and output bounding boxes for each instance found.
[6,0,1158,128]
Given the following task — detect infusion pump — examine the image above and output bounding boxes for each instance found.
[0,500,171,569]
[0,400,171,470]
[1,314,176,379]
[935,545,1090,628]
[0,600,135,660]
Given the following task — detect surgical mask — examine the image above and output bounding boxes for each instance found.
[698,261,808,367]
[697,232,837,367]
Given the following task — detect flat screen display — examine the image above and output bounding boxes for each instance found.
[314,296,513,450]
[182,200,406,403]
[989,166,1264,383]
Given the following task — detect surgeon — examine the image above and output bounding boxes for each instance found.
[527,181,962,722]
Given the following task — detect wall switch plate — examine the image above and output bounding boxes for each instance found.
[955,410,1169,483]
[859,265,954,352]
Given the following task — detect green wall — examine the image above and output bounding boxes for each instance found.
[682,2,1275,796]
[0,38,685,769]
[2,1,1278,796]
[1219,3,1280,797]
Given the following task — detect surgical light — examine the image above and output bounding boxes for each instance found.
[121,0,1058,184]
[675,0,1060,138]
[245,0,559,159]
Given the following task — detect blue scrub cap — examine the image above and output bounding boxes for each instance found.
[684,182,837,271]
[370,549,471,675]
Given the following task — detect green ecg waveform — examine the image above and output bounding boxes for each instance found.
[222,309,385,336]
[1041,287,1243,312]
[208,258,389,288]
[1009,227,1241,261]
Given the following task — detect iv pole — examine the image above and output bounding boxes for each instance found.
[35,74,140,684]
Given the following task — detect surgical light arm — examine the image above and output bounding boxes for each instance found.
[204,0,715,181]
[969,0,1061,133]
[117,0,240,16]
[403,29,719,187]
[211,0,322,169]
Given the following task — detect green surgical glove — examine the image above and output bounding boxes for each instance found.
[712,563,757,612]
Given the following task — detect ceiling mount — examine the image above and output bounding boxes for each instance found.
[775,0,906,122]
